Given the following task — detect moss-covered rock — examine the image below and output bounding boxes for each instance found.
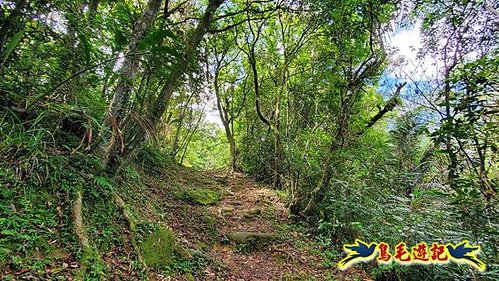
[142,227,175,268]
[242,208,262,219]
[175,188,220,205]
[226,232,276,246]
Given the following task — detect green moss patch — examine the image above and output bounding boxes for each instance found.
[175,188,220,205]
[142,227,175,268]
[227,232,276,246]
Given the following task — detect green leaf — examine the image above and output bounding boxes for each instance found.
[94,176,112,188]
[77,32,92,65]
[114,30,128,50]
[138,29,176,50]
[2,29,24,65]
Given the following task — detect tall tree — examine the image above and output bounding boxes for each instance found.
[114,0,226,167]
[98,0,163,165]
[416,0,498,200]
[208,32,247,172]
[289,0,397,216]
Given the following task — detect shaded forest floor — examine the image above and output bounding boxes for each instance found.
[0,164,371,280]
[130,166,370,280]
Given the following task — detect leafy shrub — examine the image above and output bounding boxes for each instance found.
[135,145,176,174]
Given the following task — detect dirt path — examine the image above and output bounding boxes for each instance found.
[201,171,329,281]
[145,168,367,281]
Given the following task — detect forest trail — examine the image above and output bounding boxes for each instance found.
[205,170,323,280]
[2,0,497,279]
[144,167,370,281]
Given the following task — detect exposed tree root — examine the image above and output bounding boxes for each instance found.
[73,190,147,279]
[72,190,104,280]
[113,193,148,272]
[113,193,136,230]
[72,190,89,249]
[272,246,296,263]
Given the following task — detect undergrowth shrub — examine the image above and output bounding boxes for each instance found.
[315,184,499,280]
[240,133,274,182]
[0,95,131,279]
[135,145,177,175]
[307,122,499,280]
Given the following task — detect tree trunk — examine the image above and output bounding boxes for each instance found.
[443,67,459,189]
[290,86,352,217]
[171,91,195,157]
[98,0,162,165]
[291,79,402,216]
[247,34,286,186]
[104,0,162,126]
[213,65,240,172]
[218,95,239,172]
[273,82,282,187]
[113,0,225,168]
[299,115,345,216]
[228,133,239,172]
[273,53,290,188]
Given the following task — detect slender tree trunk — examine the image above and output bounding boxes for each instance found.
[150,0,224,124]
[172,91,195,157]
[104,0,162,126]
[274,53,290,188]
[228,133,239,172]
[473,131,493,200]
[273,86,282,187]
[290,83,356,216]
[214,71,239,172]
[113,0,225,168]
[97,0,162,165]
[299,105,348,216]
[247,36,286,186]
[62,2,87,99]
[443,70,459,189]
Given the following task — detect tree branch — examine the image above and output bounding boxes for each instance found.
[357,82,406,136]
